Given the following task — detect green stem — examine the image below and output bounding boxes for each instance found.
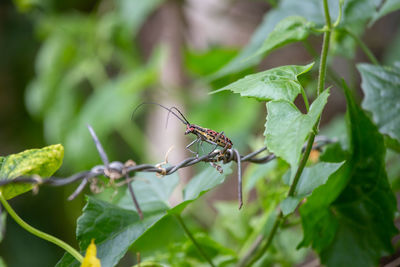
[317,32,331,95]
[301,88,310,112]
[302,40,342,88]
[240,0,333,266]
[0,192,83,263]
[341,28,379,66]
[176,214,215,267]
[245,212,283,266]
[243,134,316,266]
[288,134,315,197]
[323,0,332,29]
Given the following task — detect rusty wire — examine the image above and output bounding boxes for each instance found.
[0,125,334,217]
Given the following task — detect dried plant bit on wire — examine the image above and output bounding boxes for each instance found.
[89,177,104,194]
[210,162,223,174]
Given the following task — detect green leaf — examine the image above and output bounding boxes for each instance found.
[211,63,314,102]
[296,162,344,197]
[280,161,343,216]
[253,16,316,58]
[383,28,400,66]
[319,142,348,163]
[184,47,238,76]
[169,163,232,214]
[369,0,400,26]
[78,197,165,267]
[183,232,237,263]
[58,164,232,266]
[331,0,379,59]
[358,64,400,143]
[265,89,329,172]
[299,83,397,267]
[209,0,329,79]
[116,0,164,34]
[0,144,64,199]
[280,197,300,216]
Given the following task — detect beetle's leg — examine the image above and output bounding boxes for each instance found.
[199,140,207,154]
[186,137,200,156]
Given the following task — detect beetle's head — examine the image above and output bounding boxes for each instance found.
[185,124,195,135]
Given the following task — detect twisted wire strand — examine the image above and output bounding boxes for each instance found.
[0,129,334,189]
[0,126,335,217]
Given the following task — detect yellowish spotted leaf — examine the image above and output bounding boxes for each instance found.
[0,144,64,199]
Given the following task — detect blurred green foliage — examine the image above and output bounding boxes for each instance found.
[1,0,400,266]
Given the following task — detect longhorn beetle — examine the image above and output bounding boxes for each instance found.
[133,103,233,154]
[132,102,242,209]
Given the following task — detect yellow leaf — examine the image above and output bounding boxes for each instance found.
[81,239,101,267]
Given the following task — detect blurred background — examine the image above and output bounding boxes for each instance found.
[0,0,399,266]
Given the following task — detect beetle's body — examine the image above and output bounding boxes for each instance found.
[185,124,233,149]
[132,102,242,209]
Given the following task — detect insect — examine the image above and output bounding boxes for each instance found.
[133,103,233,154]
[132,102,242,209]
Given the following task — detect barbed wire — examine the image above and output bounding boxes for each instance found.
[0,125,334,219]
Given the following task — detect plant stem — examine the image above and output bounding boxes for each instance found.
[0,192,83,263]
[240,0,333,265]
[288,134,315,197]
[341,28,379,66]
[175,214,215,267]
[317,0,332,95]
[301,88,310,112]
[243,134,316,266]
[302,40,342,89]
[245,212,283,266]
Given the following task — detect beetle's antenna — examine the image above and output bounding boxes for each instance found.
[131,102,189,127]
[169,107,190,125]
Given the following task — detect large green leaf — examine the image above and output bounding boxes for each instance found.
[299,84,397,267]
[211,0,379,78]
[211,63,314,102]
[0,144,64,199]
[57,164,232,267]
[209,0,330,79]
[280,161,344,216]
[358,63,400,143]
[265,89,329,174]
[253,16,316,58]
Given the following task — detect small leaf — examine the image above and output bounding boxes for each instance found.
[253,16,316,58]
[280,197,300,216]
[369,0,400,26]
[81,239,101,267]
[265,89,329,173]
[0,144,64,199]
[170,163,232,214]
[211,63,314,102]
[358,63,400,143]
[280,161,343,216]
[295,162,344,197]
[183,164,232,202]
[116,0,164,34]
